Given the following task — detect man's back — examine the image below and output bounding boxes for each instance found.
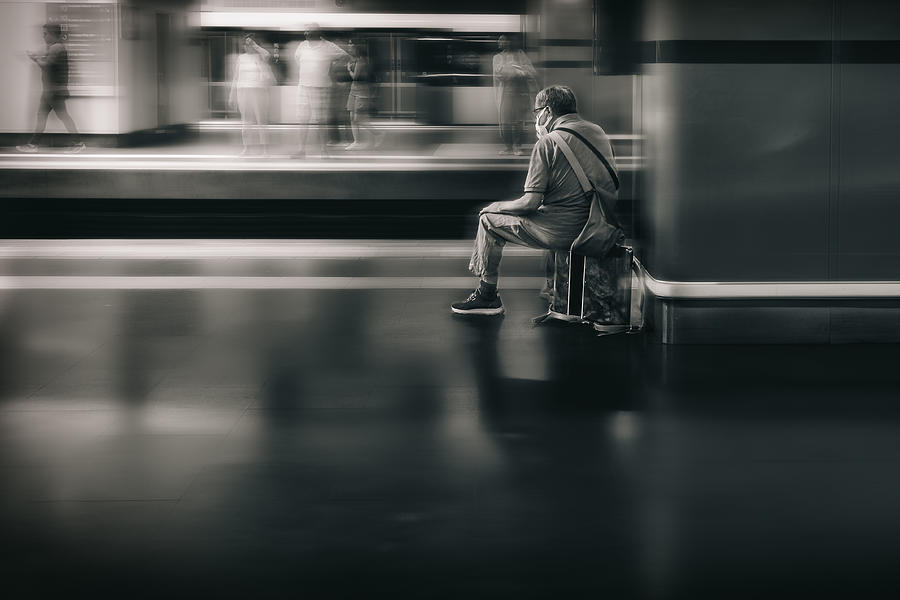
[524,113,618,213]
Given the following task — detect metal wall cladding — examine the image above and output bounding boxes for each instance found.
[640,63,831,281]
[836,0,900,279]
[642,0,832,41]
[837,64,900,279]
[638,0,900,283]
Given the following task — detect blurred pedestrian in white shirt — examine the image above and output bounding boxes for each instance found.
[294,24,349,158]
[230,34,274,156]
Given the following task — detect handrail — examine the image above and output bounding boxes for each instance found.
[641,268,900,300]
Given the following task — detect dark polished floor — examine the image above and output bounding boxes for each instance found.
[2,242,900,598]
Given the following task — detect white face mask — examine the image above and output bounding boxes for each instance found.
[534,107,551,139]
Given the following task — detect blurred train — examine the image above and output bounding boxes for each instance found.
[195,2,638,130]
[200,13,529,125]
[0,0,638,139]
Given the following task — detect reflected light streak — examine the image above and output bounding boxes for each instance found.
[0,275,547,290]
[0,240,545,259]
[194,12,521,32]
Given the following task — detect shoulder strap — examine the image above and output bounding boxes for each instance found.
[554,126,620,191]
[548,131,593,194]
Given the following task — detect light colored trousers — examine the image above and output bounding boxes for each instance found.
[468,210,587,285]
[238,87,269,148]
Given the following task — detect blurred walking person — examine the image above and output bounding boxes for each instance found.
[17,24,85,153]
[294,24,349,158]
[327,36,353,148]
[345,42,382,150]
[230,34,273,156]
[493,34,537,156]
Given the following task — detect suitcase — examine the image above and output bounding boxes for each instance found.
[535,245,635,334]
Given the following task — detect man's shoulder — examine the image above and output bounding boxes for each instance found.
[531,134,557,156]
[556,117,609,143]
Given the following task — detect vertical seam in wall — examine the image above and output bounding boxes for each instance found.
[833,0,842,281]
[826,0,835,283]
[827,0,842,343]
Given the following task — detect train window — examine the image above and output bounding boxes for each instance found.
[403,35,496,87]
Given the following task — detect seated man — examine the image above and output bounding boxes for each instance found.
[451,85,619,315]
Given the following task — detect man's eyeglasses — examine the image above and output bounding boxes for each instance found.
[533,106,548,114]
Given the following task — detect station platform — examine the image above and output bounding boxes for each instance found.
[2,239,900,597]
[0,126,639,238]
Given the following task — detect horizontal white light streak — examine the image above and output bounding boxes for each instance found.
[0,276,544,290]
[194,12,521,32]
[0,157,640,171]
[192,122,645,139]
[3,273,897,298]
[644,276,900,300]
[0,158,535,172]
[1,240,896,299]
[0,240,543,259]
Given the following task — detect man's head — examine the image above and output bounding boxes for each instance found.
[533,85,578,139]
[498,35,510,51]
[305,23,321,41]
[42,24,62,44]
[534,85,578,119]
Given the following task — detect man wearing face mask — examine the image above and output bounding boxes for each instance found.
[451,85,618,315]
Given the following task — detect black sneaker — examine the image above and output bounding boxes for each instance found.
[451,288,504,315]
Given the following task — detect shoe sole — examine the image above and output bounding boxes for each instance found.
[450,306,505,316]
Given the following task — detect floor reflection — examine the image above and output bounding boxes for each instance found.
[2,275,900,596]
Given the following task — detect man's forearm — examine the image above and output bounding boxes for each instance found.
[495,197,534,215]
[481,193,543,216]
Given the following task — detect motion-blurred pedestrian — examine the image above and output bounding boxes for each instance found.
[17,24,85,154]
[493,34,537,156]
[327,36,353,147]
[345,42,382,150]
[294,24,349,158]
[229,34,274,156]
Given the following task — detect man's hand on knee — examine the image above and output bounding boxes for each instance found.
[479,202,505,215]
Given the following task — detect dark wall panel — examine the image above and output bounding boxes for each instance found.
[836,64,900,279]
[640,64,830,281]
[835,1,900,279]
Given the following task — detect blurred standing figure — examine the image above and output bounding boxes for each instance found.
[327,37,353,147]
[345,43,382,150]
[294,24,349,158]
[17,24,85,153]
[230,34,273,156]
[493,35,537,156]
